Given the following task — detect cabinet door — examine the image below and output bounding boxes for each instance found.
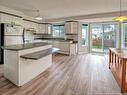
[48,24,51,34]
[36,24,41,34]
[72,22,78,34]
[37,24,46,34]
[60,42,70,52]
[30,22,35,29]
[23,21,37,30]
[11,16,22,25]
[32,23,38,33]
[35,23,39,33]
[65,22,71,34]
[1,14,12,24]
[70,44,77,55]
[65,22,78,34]
[37,24,40,34]
[53,41,60,48]
[23,21,31,29]
[42,24,46,34]
[45,24,51,34]
[1,14,23,25]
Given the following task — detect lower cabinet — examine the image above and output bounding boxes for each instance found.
[70,43,78,55]
[39,40,78,55]
[53,41,77,55]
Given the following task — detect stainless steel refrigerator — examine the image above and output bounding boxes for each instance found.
[0,23,23,64]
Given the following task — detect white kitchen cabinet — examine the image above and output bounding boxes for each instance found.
[37,24,46,34]
[35,39,77,55]
[0,13,23,25]
[70,43,78,55]
[47,40,53,44]
[11,16,23,25]
[23,20,33,29]
[23,20,30,28]
[59,42,77,55]
[65,21,78,34]
[59,42,70,52]
[23,20,39,33]
[52,41,77,55]
[0,14,12,23]
[34,23,39,33]
[53,41,60,49]
[45,24,52,34]
[37,24,51,34]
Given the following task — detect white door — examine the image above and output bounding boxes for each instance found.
[78,23,89,54]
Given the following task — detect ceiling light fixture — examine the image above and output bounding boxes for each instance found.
[35,10,43,20]
[113,0,127,22]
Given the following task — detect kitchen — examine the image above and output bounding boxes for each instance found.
[0,4,78,90]
[0,0,127,95]
[0,16,78,63]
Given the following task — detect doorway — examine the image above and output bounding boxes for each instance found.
[91,23,117,53]
[78,23,89,54]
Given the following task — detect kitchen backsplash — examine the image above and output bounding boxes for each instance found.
[34,34,78,41]
[34,34,43,39]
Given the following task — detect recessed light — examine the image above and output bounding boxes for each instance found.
[35,10,43,20]
[35,16,43,20]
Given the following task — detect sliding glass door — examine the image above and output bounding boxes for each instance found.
[103,24,117,52]
[91,24,103,52]
[91,23,117,53]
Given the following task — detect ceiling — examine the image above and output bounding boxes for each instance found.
[0,0,127,19]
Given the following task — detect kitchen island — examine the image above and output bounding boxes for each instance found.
[2,42,58,86]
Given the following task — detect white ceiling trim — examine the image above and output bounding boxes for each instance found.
[45,10,127,23]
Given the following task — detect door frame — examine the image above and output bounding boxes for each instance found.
[89,22,119,53]
[78,22,89,54]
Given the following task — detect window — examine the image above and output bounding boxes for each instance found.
[52,25,65,38]
[122,23,127,48]
[82,24,88,46]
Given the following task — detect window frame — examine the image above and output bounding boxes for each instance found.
[82,24,88,46]
[52,24,65,38]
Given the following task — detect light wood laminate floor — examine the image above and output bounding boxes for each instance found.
[0,54,123,95]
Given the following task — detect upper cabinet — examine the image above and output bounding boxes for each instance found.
[23,20,39,33]
[37,23,52,34]
[65,21,78,34]
[23,20,32,29]
[0,13,52,35]
[0,13,23,26]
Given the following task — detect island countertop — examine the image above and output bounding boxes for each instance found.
[2,42,51,51]
[4,42,53,86]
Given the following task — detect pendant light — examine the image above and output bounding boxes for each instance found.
[35,10,43,20]
[113,0,127,22]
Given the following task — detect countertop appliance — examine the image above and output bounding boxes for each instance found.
[0,23,23,64]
